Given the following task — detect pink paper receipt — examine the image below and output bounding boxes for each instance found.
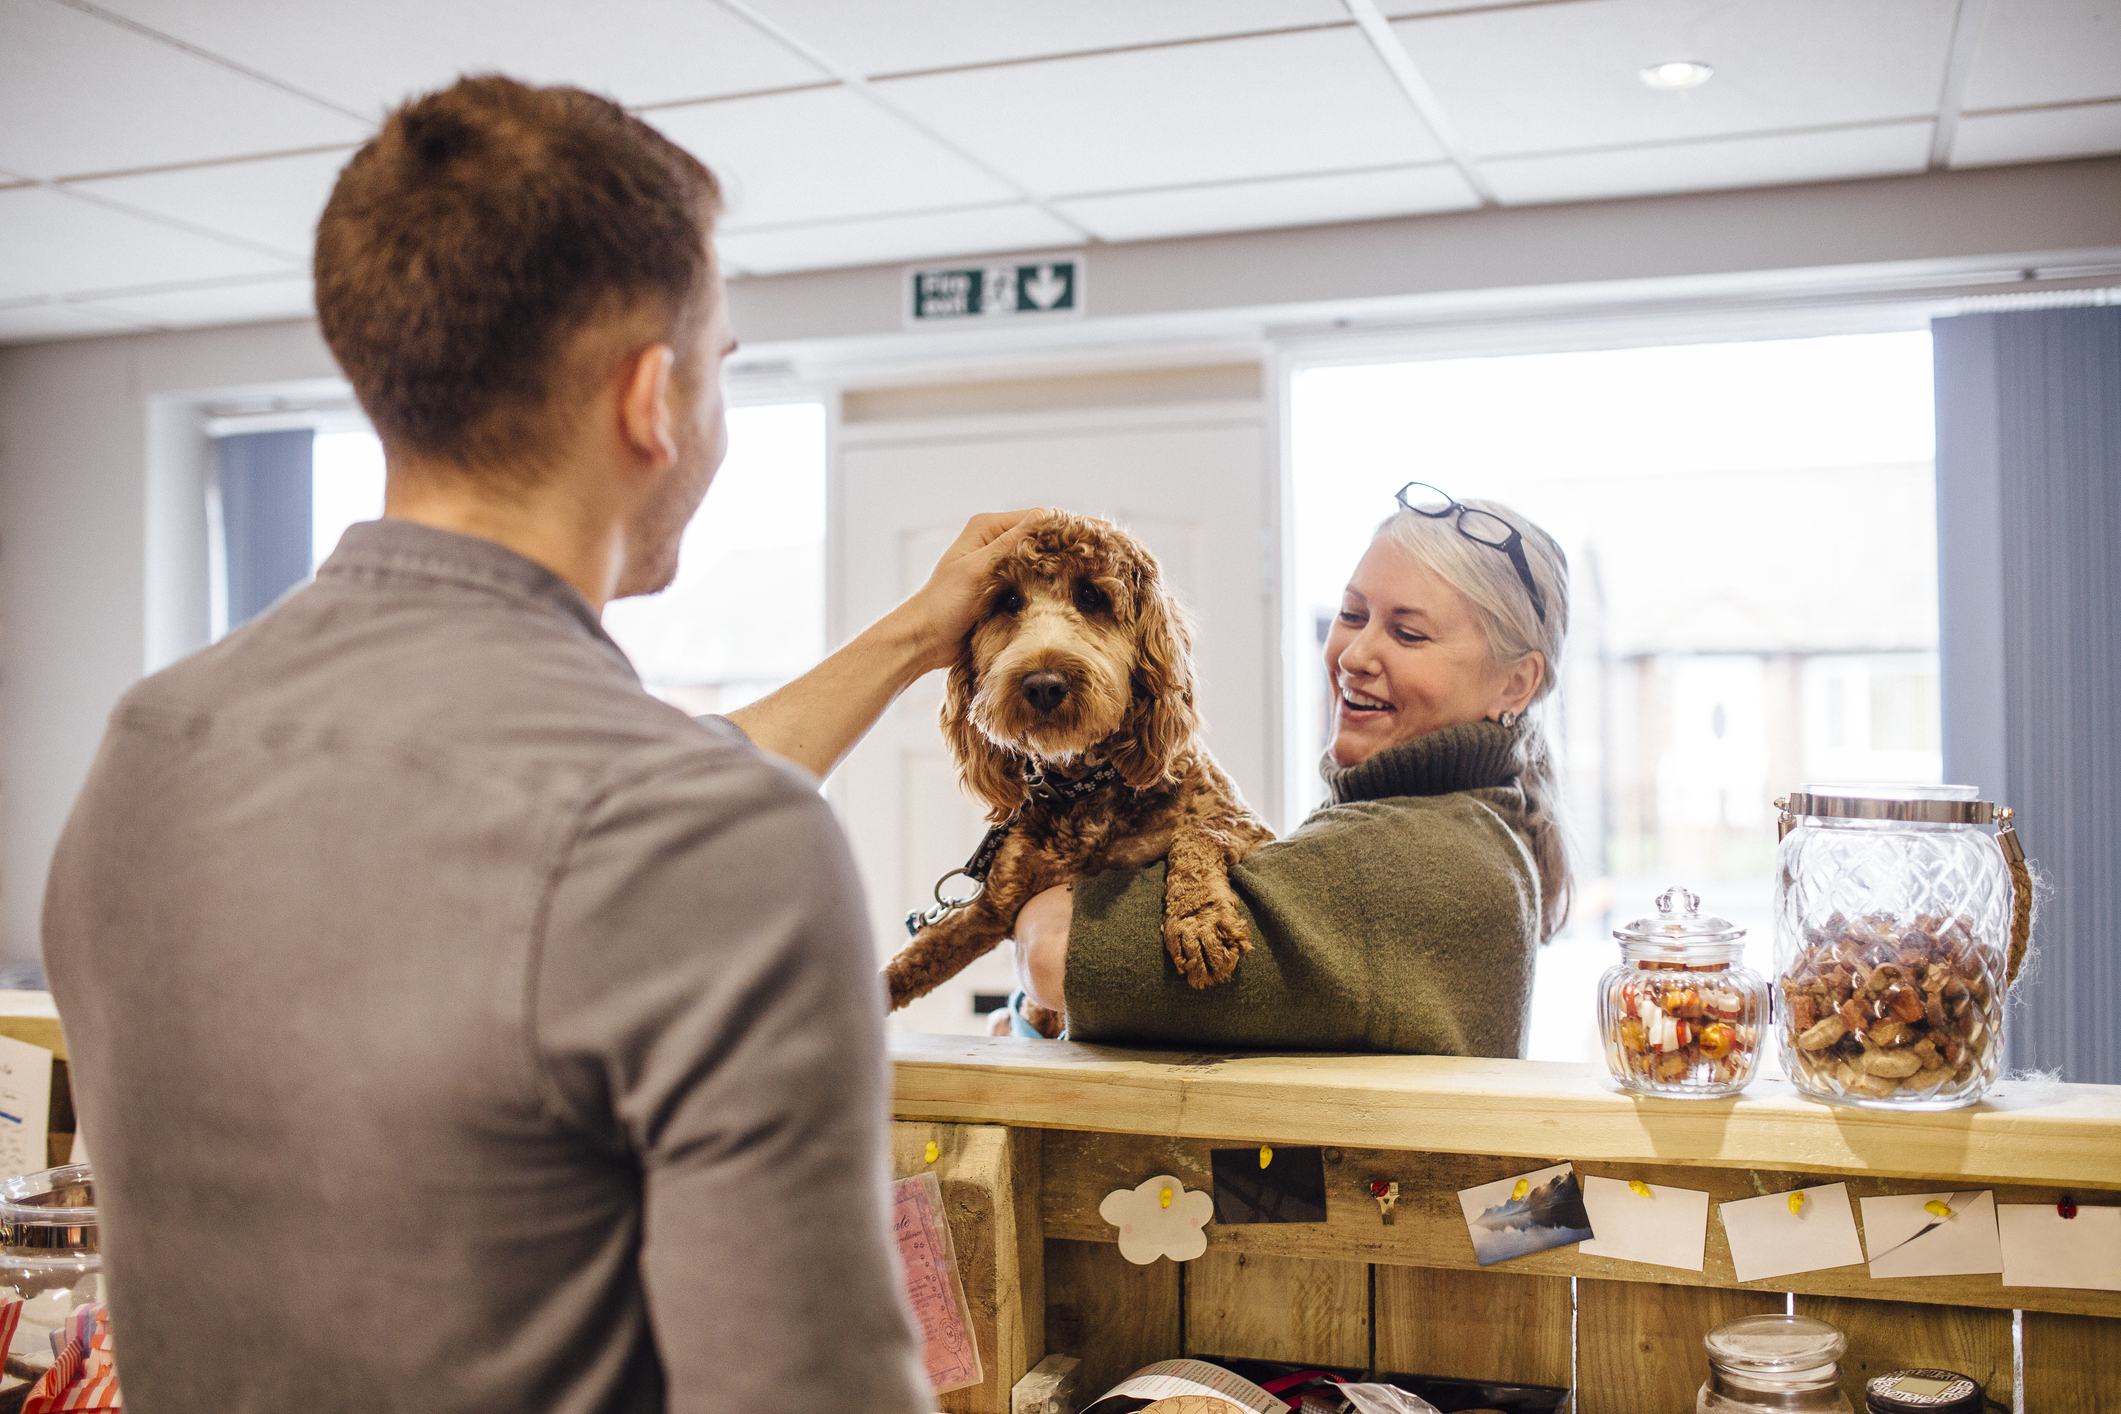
[893,1175,982,1392]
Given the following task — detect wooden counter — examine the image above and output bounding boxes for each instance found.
[890,1036,2121,1414]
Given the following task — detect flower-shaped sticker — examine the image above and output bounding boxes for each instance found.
[1100,1175,1213,1265]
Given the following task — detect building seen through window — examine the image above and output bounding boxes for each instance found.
[1292,331,1940,1065]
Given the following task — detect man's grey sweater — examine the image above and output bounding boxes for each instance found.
[42,520,927,1413]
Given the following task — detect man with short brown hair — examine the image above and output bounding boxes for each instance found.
[45,76,1021,1412]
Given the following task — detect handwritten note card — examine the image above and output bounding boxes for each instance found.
[0,1036,52,1179]
[892,1172,983,1395]
[1577,1175,1711,1272]
[1859,1191,2003,1280]
[1998,1203,2121,1291]
[1720,1183,1865,1284]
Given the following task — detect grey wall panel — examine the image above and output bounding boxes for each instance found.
[1935,306,2121,1084]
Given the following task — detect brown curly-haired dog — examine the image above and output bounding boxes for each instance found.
[883,511,1275,1034]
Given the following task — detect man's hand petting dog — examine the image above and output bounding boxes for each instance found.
[882,510,1275,1035]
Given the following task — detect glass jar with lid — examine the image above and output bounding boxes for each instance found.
[1775,785,2030,1110]
[1599,886,1767,1099]
[0,1164,101,1388]
[1697,1314,1854,1414]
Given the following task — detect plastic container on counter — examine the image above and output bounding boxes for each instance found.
[1599,886,1767,1099]
[0,1163,100,1388]
[1774,785,2031,1110]
[1696,1313,1855,1414]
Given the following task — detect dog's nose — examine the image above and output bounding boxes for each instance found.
[1021,672,1069,715]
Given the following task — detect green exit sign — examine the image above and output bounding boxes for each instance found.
[907,258,1082,324]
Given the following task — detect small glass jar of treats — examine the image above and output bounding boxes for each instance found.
[1600,886,1766,1099]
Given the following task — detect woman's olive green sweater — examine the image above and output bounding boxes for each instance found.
[1064,720,1542,1057]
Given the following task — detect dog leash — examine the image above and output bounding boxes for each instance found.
[905,760,1123,936]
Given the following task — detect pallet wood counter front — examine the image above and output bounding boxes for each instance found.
[892,1035,2121,1414]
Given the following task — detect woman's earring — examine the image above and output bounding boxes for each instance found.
[1498,710,1518,728]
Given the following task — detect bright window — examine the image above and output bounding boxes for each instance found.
[310,402,828,714]
[1290,331,1940,1065]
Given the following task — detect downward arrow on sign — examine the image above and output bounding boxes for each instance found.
[1022,265,1068,310]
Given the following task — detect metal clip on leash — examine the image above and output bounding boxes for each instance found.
[905,760,1123,936]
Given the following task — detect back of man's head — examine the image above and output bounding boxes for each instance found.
[315,76,721,482]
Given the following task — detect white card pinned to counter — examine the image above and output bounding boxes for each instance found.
[1720,1183,1864,1284]
[891,1172,983,1395]
[0,1035,52,1179]
[1998,1203,2121,1291]
[1860,1190,2003,1280]
[1577,1175,1710,1272]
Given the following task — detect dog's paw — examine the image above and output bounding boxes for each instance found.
[1164,902,1252,990]
[1019,1001,1068,1039]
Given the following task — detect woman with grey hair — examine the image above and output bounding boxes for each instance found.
[1008,483,1572,1056]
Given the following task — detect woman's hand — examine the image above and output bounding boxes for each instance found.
[1013,883,1074,1014]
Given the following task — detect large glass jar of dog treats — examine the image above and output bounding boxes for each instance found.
[1775,786,2030,1110]
[0,1164,101,1389]
[1600,887,1766,1099]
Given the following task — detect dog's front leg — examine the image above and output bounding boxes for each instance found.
[883,834,1056,1011]
[1160,817,1275,989]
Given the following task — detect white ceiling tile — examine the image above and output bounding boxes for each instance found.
[739,0,1345,76]
[716,203,1080,276]
[73,273,315,329]
[81,0,825,118]
[1057,163,1477,242]
[1962,0,2121,111]
[645,87,1017,229]
[0,0,371,179]
[1951,100,2121,168]
[0,186,294,303]
[0,300,150,344]
[880,27,1444,197]
[1397,0,1959,157]
[1377,0,1535,12]
[66,148,353,263]
[1483,120,1933,206]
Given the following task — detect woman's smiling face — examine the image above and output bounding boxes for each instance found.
[1323,538,1538,768]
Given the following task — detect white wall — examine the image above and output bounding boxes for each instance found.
[0,318,340,961]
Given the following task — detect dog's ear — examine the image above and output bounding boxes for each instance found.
[942,652,1026,818]
[1110,567,1200,790]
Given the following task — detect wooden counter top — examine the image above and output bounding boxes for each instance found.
[890,1034,2121,1190]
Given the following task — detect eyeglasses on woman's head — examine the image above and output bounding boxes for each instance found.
[1393,481,1548,625]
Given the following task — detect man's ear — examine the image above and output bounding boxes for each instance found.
[617,344,678,471]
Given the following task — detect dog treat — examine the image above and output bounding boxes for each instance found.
[1603,963,1764,1093]
[1777,911,1998,1103]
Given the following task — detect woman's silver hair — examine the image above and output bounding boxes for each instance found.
[1378,500,1573,940]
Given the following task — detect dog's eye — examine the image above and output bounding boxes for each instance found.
[1074,583,1110,615]
[995,587,1025,615]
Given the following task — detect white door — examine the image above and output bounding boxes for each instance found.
[832,399,1276,1035]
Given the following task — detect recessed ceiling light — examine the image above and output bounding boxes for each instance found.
[1640,60,1714,91]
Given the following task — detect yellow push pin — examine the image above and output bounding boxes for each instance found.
[1629,1180,1653,1199]
[1159,1185,1174,1210]
[1924,1200,1954,1218]
[1788,1192,1806,1216]
[1512,1179,1530,1202]
[924,1141,939,1164]
[1260,1146,1273,1169]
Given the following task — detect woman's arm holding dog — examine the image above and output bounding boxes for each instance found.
[729,511,1035,777]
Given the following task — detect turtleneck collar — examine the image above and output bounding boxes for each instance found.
[1321,718,1526,806]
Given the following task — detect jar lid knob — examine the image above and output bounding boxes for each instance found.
[1655,885,1700,917]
